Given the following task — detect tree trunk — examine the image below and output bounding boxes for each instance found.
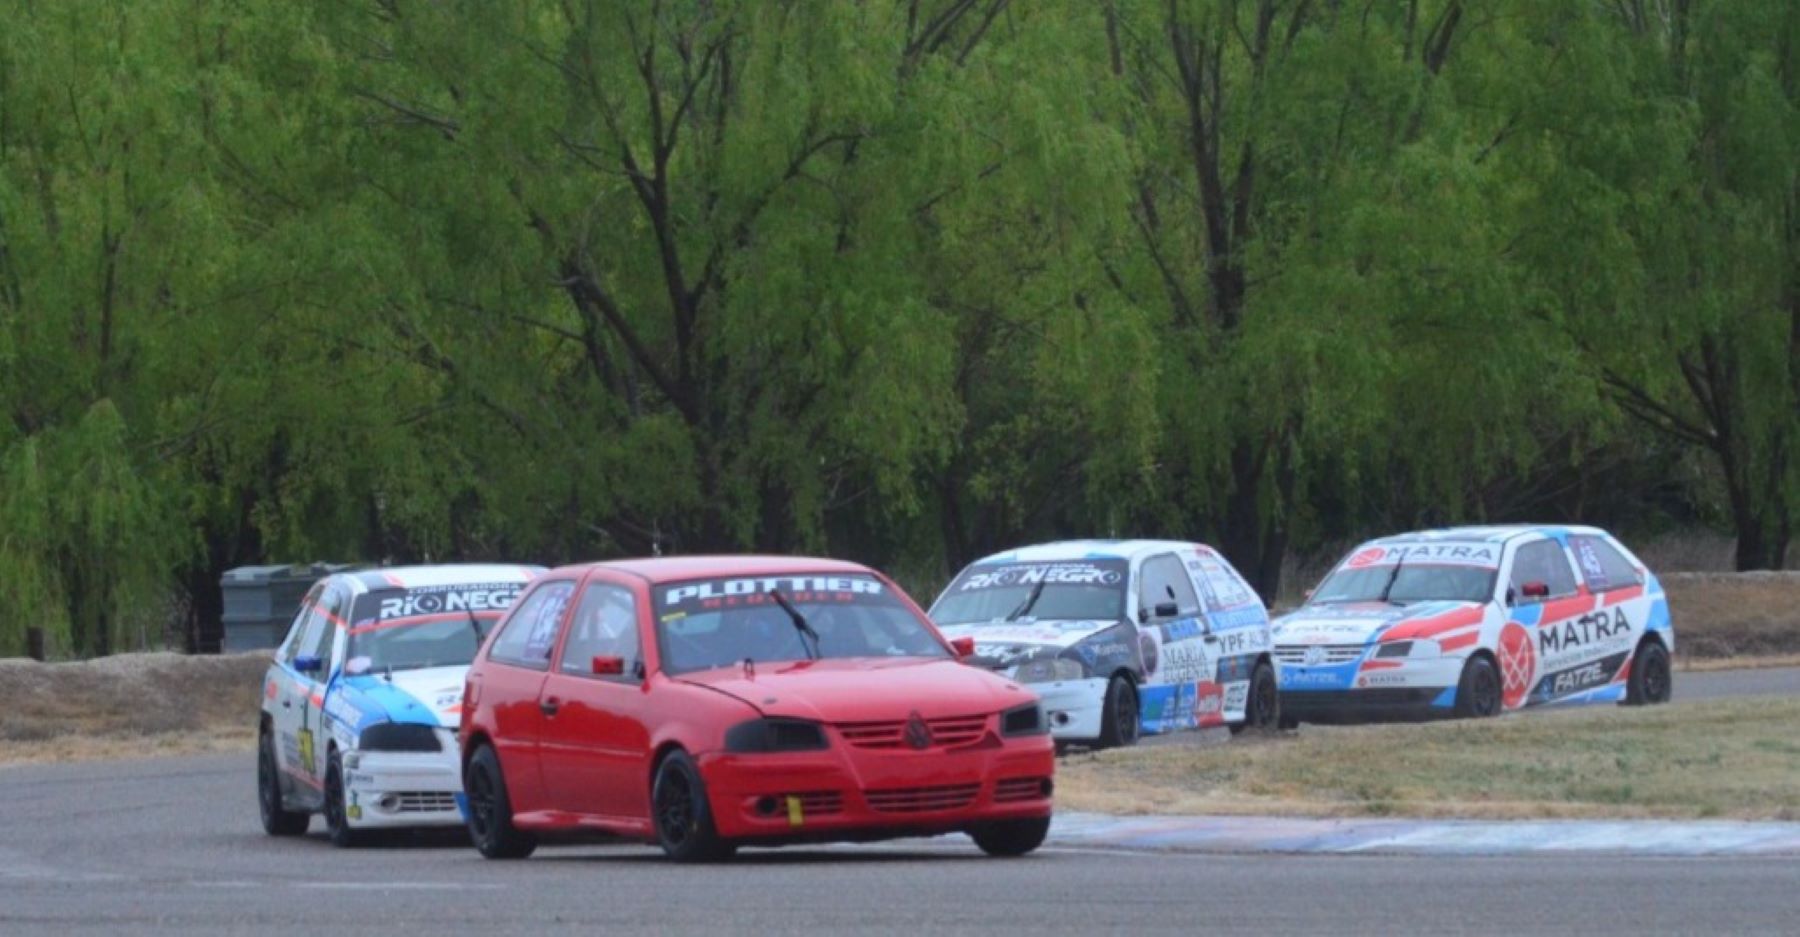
[1221,437,1273,600]
[1719,441,1791,570]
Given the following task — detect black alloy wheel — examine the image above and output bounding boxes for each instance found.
[1627,640,1673,705]
[1230,661,1280,735]
[651,750,734,863]
[466,745,537,859]
[1097,675,1140,749]
[258,729,309,837]
[1454,656,1502,719]
[971,816,1052,857]
[323,754,365,848]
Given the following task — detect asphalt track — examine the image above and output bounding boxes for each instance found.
[1,666,1796,935]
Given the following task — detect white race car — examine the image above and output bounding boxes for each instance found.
[1273,525,1674,724]
[930,540,1277,748]
[256,564,540,845]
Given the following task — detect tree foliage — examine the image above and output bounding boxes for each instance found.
[0,0,1794,655]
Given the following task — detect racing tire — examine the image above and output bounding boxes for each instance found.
[465,745,537,860]
[1229,661,1280,736]
[652,750,735,863]
[1453,655,1502,719]
[971,816,1051,857]
[1095,675,1140,749]
[257,728,309,837]
[1625,640,1673,706]
[323,753,368,848]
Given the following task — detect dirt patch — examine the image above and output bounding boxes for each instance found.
[1057,698,1800,821]
[1662,571,1800,661]
[0,652,268,764]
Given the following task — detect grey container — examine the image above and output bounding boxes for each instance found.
[217,562,361,652]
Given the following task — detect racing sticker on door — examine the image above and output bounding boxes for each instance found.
[1139,680,1226,733]
[1508,594,1634,707]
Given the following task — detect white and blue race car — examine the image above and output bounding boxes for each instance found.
[1273,525,1673,724]
[929,540,1277,748]
[256,564,540,845]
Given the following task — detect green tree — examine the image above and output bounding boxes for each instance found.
[1519,0,1800,569]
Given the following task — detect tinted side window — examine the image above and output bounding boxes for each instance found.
[301,587,343,664]
[278,585,324,663]
[1510,541,1578,599]
[1570,535,1643,592]
[559,583,641,680]
[488,581,575,670]
[1138,554,1200,619]
[1194,552,1258,610]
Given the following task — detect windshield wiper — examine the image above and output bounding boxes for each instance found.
[1379,553,1407,605]
[767,589,821,660]
[1007,581,1047,620]
[465,610,487,645]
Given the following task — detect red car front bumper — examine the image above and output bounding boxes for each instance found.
[696,733,1054,844]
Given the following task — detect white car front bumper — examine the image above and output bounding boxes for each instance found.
[1023,676,1111,742]
[340,746,463,830]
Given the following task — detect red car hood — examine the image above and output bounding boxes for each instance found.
[674,657,1029,723]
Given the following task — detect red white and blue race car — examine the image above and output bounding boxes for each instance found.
[930,540,1278,748]
[1273,526,1673,724]
[257,564,540,845]
[458,556,1054,862]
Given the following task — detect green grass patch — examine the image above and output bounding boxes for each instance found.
[1058,698,1800,820]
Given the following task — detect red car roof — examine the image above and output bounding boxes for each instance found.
[547,554,877,584]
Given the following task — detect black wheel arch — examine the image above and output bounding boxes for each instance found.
[649,741,689,791]
[462,731,494,771]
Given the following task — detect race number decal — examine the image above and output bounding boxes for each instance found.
[297,728,316,775]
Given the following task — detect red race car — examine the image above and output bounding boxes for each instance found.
[458,556,1055,862]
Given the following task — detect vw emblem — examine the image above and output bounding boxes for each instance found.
[904,711,933,750]
[1303,644,1327,667]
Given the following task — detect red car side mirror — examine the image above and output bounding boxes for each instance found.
[591,655,625,676]
[949,636,976,659]
[1521,581,1550,599]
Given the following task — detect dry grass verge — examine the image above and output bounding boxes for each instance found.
[0,652,267,765]
[1058,698,1800,821]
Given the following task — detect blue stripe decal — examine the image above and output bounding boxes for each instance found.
[1274,659,1360,692]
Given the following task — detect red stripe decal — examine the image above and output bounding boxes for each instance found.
[1439,633,1480,652]
[1603,585,1645,606]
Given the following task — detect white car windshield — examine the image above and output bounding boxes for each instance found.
[347,616,499,673]
[1311,564,1496,605]
[931,559,1127,624]
[346,581,525,673]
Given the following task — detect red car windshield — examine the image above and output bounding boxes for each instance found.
[654,573,949,675]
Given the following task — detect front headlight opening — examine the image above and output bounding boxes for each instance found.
[1001,702,1047,737]
[1014,657,1085,684]
[358,722,442,752]
[724,718,829,753]
[1375,641,1413,659]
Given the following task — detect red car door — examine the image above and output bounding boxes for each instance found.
[473,579,577,814]
[538,575,655,820]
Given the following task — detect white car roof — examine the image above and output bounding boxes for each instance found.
[1362,525,1611,546]
[966,539,1212,566]
[338,563,543,595]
